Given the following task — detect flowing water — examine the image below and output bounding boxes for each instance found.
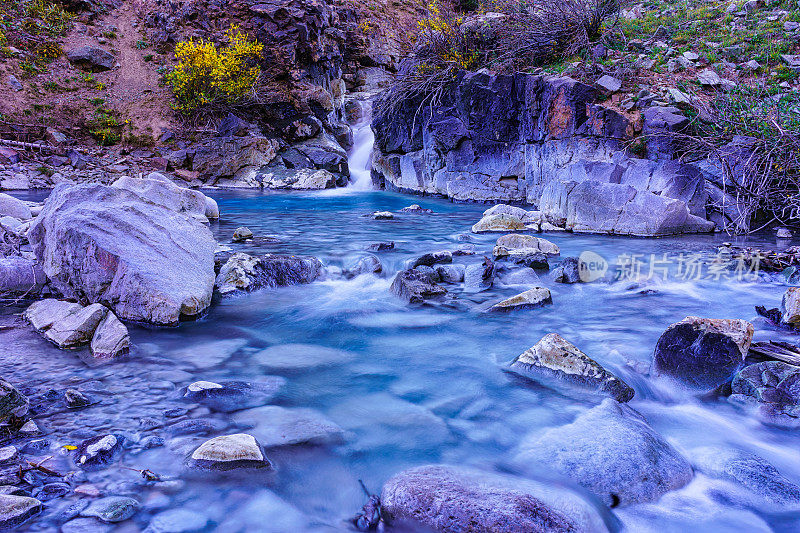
[4,189,800,532]
[346,102,375,190]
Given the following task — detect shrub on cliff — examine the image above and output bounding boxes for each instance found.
[382,0,620,114]
[166,25,264,114]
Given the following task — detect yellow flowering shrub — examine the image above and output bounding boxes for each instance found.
[415,1,479,72]
[166,25,264,113]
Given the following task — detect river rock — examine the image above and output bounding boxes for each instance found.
[691,445,800,506]
[372,211,394,220]
[0,494,41,528]
[28,182,217,326]
[730,360,800,427]
[261,168,338,189]
[380,465,609,532]
[182,377,285,412]
[653,316,754,389]
[111,177,214,222]
[253,343,354,371]
[0,446,17,463]
[489,287,552,311]
[40,302,108,349]
[472,213,527,233]
[496,234,559,256]
[81,496,140,522]
[366,241,394,252]
[189,433,270,470]
[513,399,692,506]
[781,287,800,325]
[215,490,321,532]
[411,251,453,268]
[232,406,344,447]
[0,378,29,422]
[0,193,31,220]
[553,257,582,283]
[436,264,465,283]
[343,254,382,278]
[65,388,91,408]
[90,312,129,359]
[463,258,495,293]
[215,252,323,295]
[75,434,124,469]
[0,256,47,296]
[494,246,550,270]
[483,204,530,219]
[509,333,634,402]
[232,227,253,242]
[390,269,447,303]
[145,508,211,533]
[24,299,82,332]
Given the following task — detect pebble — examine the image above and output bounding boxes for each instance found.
[81,496,140,522]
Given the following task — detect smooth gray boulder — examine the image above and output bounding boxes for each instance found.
[90,311,130,359]
[24,298,83,332]
[232,406,344,447]
[692,445,800,506]
[508,333,634,402]
[0,193,31,220]
[512,399,693,506]
[81,496,140,522]
[145,508,211,533]
[0,256,46,295]
[40,303,108,349]
[381,465,610,532]
[28,182,217,326]
[189,433,270,470]
[0,494,41,529]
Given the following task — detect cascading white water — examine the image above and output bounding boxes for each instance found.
[347,100,375,190]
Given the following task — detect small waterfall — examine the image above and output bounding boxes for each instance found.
[347,99,375,190]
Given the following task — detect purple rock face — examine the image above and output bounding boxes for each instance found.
[381,464,609,532]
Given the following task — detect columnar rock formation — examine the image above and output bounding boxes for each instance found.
[372,71,715,236]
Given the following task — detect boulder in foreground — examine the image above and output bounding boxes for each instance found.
[28,181,217,325]
[381,464,610,532]
[512,399,693,506]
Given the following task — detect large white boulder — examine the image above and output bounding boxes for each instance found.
[28,182,217,325]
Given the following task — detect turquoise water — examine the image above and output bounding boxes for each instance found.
[5,189,800,531]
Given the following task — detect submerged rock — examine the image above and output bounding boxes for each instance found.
[730,360,800,427]
[489,287,552,311]
[381,465,609,532]
[390,269,447,303]
[215,252,323,295]
[253,343,354,371]
[343,254,382,278]
[513,399,692,506]
[232,406,344,447]
[0,378,29,423]
[365,241,394,252]
[189,433,270,470]
[692,445,800,506]
[75,434,124,469]
[653,316,754,389]
[472,213,526,233]
[28,182,217,326]
[145,508,211,533]
[182,378,285,412]
[508,333,634,402]
[463,258,495,293]
[0,494,41,529]
[232,226,254,242]
[81,496,140,523]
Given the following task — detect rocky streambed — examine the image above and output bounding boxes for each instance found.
[2,184,800,531]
